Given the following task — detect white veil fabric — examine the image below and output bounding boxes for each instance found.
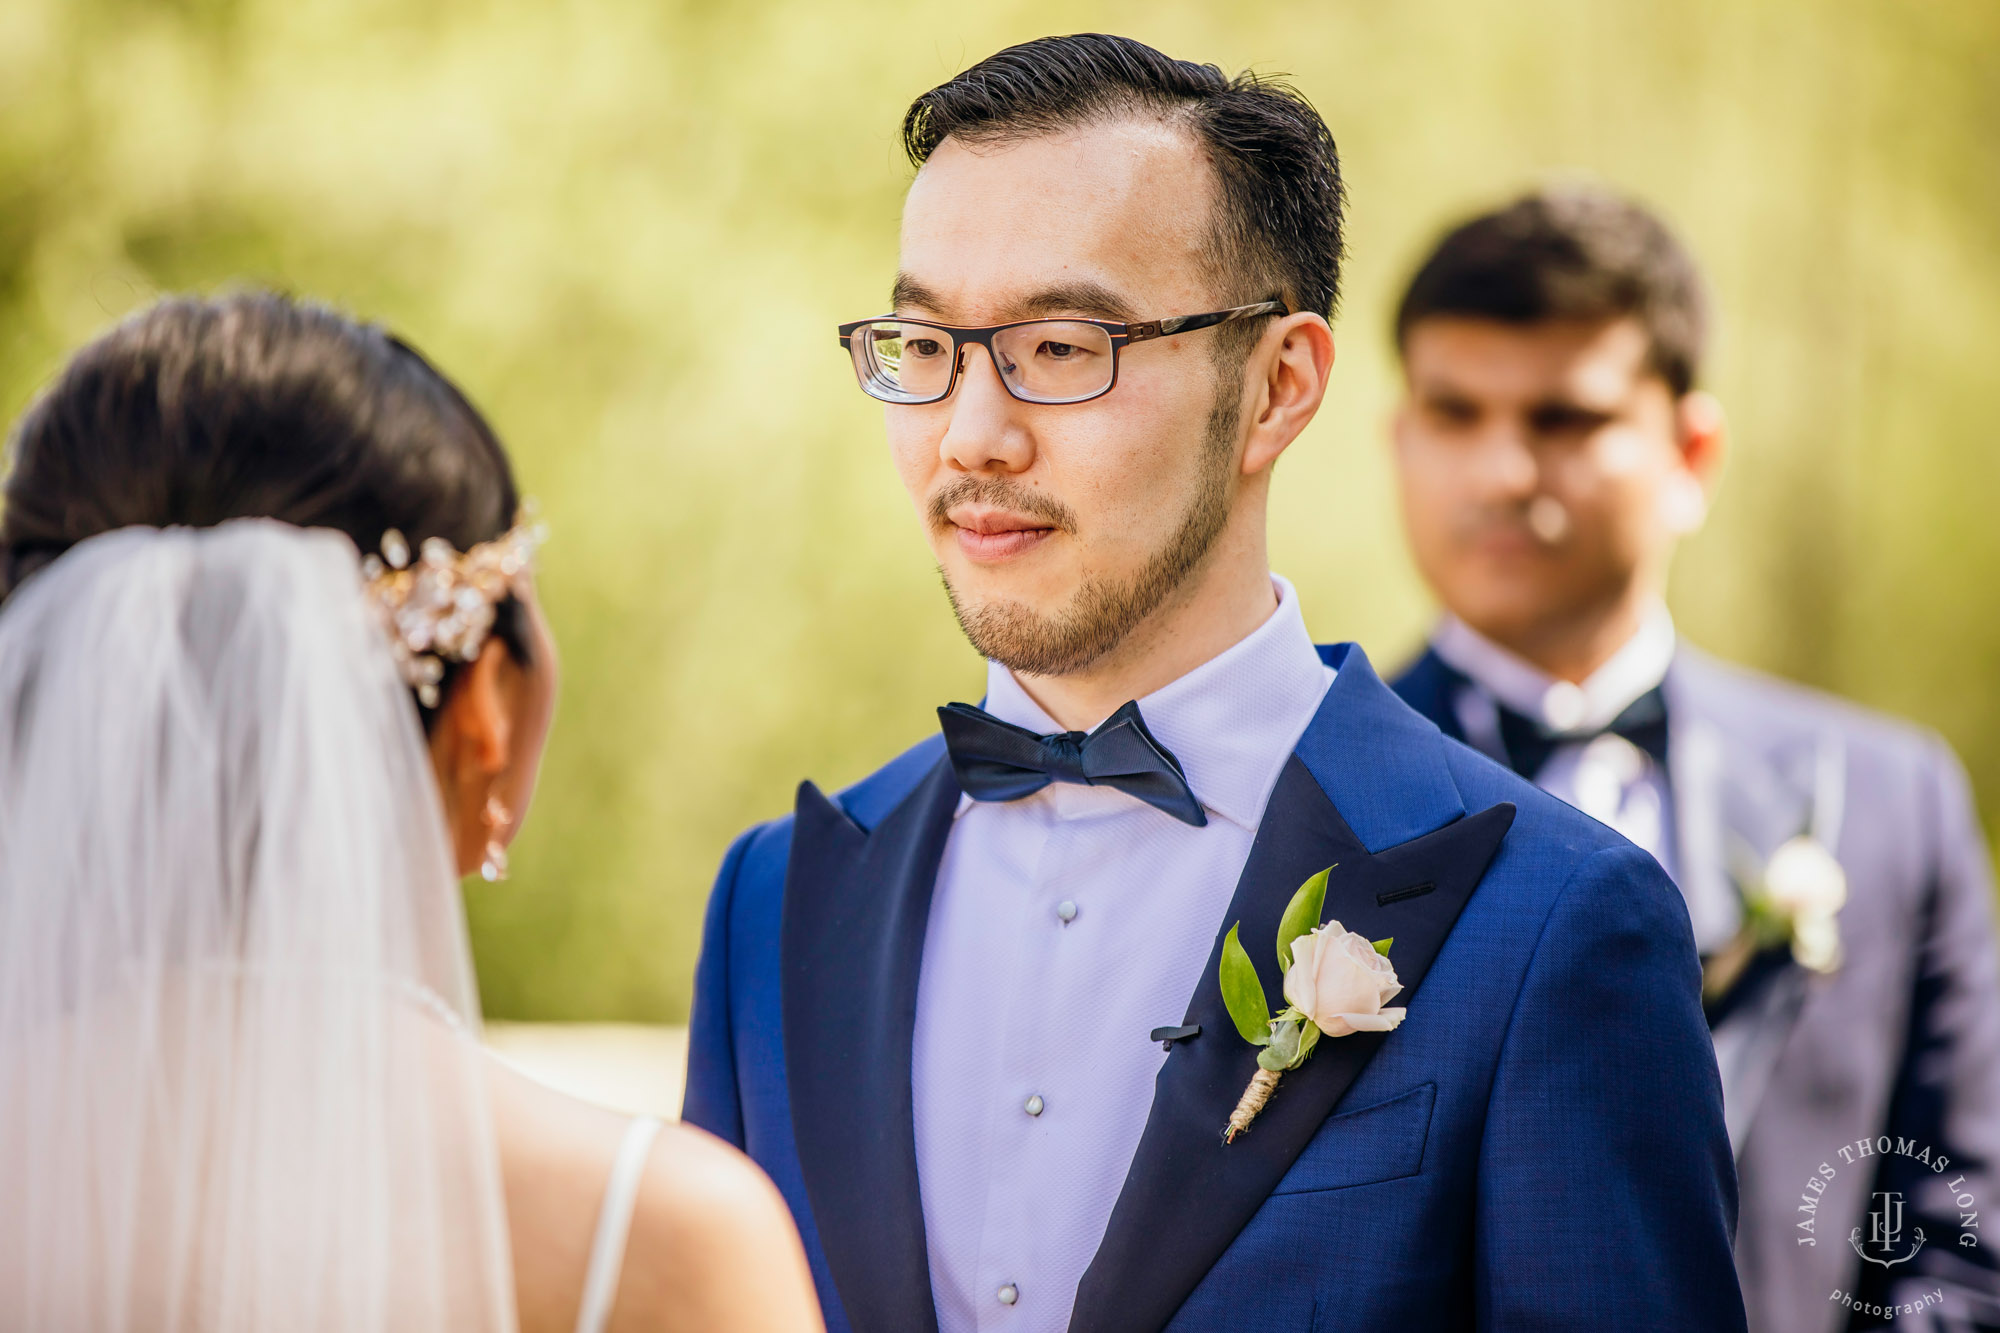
[0,521,517,1331]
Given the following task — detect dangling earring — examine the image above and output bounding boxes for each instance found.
[480,795,512,883]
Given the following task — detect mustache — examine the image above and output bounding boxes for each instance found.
[926,476,1079,535]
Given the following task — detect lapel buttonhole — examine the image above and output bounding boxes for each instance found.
[1377,881,1436,906]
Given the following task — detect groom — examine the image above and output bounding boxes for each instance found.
[685,34,1744,1332]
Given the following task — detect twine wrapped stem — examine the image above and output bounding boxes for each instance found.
[1225,1068,1282,1142]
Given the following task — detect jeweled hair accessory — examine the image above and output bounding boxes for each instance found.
[361,511,546,708]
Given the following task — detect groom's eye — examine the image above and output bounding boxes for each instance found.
[905,338,948,359]
[1036,340,1081,360]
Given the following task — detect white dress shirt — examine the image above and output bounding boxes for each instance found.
[1430,604,1679,881]
[912,575,1334,1333]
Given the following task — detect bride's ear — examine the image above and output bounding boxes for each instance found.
[448,640,515,777]
[429,640,514,875]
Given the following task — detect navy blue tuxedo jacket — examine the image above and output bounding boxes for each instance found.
[1396,644,2000,1333]
[684,645,1746,1332]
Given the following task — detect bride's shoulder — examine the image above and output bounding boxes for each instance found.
[619,1117,823,1331]
[635,1115,788,1225]
[483,1052,822,1333]
[628,1118,804,1272]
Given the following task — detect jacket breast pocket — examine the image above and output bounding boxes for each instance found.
[1270,1082,1436,1195]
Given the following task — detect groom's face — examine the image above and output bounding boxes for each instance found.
[887,119,1247,678]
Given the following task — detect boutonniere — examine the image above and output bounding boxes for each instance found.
[1705,834,1848,1000]
[1218,866,1403,1142]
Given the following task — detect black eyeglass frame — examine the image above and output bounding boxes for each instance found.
[835,298,1290,405]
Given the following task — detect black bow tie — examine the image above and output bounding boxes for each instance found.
[1495,685,1670,780]
[937,700,1208,827]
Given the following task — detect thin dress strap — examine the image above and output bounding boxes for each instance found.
[574,1116,665,1333]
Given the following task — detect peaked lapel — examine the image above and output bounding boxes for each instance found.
[1070,645,1516,1333]
[1301,644,1472,851]
[782,760,959,1333]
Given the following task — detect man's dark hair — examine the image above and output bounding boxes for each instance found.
[1395,186,1709,395]
[902,33,1345,326]
[1,289,529,724]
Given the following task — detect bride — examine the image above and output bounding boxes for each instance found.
[0,292,824,1332]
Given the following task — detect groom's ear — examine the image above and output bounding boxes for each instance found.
[1240,313,1336,478]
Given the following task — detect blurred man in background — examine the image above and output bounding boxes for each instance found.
[1388,186,2000,1332]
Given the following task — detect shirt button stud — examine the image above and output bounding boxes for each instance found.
[998,1283,1019,1306]
[1055,900,1078,923]
[1024,1094,1044,1117]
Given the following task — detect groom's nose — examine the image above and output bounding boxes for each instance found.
[937,343,1034,476]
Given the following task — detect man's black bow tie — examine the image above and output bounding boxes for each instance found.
[1495,685,1670,780]
[937,700,1208,827]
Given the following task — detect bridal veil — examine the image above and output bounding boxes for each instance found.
[0,521,517,1330]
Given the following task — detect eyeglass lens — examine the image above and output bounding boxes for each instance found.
[851,320,1116,404]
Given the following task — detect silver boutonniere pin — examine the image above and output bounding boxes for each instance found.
[1218,866,1404,1142]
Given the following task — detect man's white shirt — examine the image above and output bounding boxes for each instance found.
[912,575,1333,1333]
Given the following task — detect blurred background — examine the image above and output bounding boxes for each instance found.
[3,0,1995,1036]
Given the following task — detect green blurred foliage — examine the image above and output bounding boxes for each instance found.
[2,0,1995,1019]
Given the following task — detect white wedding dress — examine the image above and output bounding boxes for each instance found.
[0,521,648,1333]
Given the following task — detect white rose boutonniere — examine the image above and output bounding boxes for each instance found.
[1217,866,1403,1142]
[1283,923,1407,1039]
[1758,834,1847,973]
[1706,833,1849,1001]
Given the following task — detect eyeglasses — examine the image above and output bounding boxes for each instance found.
[836,299,1288,406]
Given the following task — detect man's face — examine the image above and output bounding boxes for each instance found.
[1393,316,1699,646]
[889,120,1247,678]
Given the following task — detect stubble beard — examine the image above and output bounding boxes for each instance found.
[938,387,1241,679]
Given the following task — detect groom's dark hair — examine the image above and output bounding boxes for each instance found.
[903,34,1345,330]
[1395,185,1709,396]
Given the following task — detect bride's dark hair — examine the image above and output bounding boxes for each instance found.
[0,290,531,717]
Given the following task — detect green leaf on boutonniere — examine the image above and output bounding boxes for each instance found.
[1257,1018,1302,1070]
[1372,937,1393,957]
[1276,866,1333,971]
[1219,923,1271,1045]
[1256,1016,1322,1072]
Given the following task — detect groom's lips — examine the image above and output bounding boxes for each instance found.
[948,505,1057,562]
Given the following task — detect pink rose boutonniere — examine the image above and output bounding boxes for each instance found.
[1218,866,1403,1142]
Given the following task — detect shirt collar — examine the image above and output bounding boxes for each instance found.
[969,574,1334,828]
[1430,602,1677,733]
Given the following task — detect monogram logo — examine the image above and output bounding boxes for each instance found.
[1850,1190,1926,1268]
[1799,1137,1979,1321]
